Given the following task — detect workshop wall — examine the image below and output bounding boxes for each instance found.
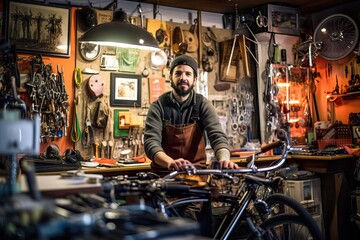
[314,56,360,123]
[74,8,256,159]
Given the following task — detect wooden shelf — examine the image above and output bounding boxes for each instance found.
[328,91,360,101]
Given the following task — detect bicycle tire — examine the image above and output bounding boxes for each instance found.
[249,214,323,240]
[265,194,324,240]
[313,13,359,61]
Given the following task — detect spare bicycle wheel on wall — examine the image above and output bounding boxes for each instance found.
[313,13,359,61]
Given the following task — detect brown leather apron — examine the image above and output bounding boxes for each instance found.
[151,122,207,173]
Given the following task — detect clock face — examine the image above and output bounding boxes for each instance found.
[79,42,101,61]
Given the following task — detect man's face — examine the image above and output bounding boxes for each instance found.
[170,65,197,97]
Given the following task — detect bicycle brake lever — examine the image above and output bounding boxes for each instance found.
[184,164,197,175]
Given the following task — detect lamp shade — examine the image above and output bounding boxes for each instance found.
[79,10,160,51]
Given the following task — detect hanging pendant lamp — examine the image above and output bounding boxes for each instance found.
[79,9,160,51]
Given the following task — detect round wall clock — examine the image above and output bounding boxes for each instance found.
[79,42,101,61]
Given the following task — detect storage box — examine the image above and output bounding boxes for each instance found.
[317,138,352,149]
[284,178,322,216]
[250,4,300,35]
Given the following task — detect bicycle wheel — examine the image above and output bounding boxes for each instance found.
[249,214,323,240]
[313,14,359,61]
[266,193,313,215]
[265,193,323,240]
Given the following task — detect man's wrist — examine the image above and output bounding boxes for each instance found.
[215,148,230,161]
[154,151,174,169]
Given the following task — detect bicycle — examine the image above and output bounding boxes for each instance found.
[156,129,324,240]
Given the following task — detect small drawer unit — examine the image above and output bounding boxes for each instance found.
[284,177,322,215]
[284,177,324,233]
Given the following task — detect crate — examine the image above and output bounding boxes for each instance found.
[284,178,322,216]
[335,125,352,139]
[317,138,352,149]
[315,124,352,140]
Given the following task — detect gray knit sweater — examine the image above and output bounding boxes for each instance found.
[144,90,230,160]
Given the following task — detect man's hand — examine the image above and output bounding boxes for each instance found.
[219,159,239,169]
[168,158,193,171]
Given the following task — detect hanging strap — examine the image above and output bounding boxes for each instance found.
[70,104,82,143]
[71,93,82,143]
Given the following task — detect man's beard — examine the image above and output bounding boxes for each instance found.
[171,80,194,97]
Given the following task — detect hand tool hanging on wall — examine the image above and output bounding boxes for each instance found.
[309,66,320,122]
[25,56,70,142]
[82,104,95,148]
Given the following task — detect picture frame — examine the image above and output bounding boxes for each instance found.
[110,73,142,107]
[6,0,71,57]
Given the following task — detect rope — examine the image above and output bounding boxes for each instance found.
[74,67,82,89]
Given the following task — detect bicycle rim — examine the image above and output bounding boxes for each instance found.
[250,214,322,240]
[313,13,359,61]
[264,193,323,240]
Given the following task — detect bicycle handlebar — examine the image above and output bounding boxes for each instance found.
[163,129,291,180]
[259,140,282,154]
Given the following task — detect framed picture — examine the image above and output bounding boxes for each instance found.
[6,0,71,57]
[110,73,142,107]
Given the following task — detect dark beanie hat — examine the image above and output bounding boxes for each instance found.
[170,55,198,76]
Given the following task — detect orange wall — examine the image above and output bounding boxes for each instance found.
[314,57,360,124]
[14,7,77,154]
[1,2,77,154]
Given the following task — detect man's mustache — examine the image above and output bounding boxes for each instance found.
[177,80,189,86]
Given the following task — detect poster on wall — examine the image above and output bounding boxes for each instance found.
[148,77,165,103]
[6,0,71,57]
